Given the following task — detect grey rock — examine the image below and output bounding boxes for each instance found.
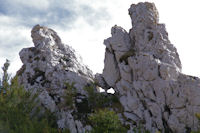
[94,73,110,90]
[17,25,94,133]
[102,49,120,87]
[97,2,200,133]
[16,2,200,133]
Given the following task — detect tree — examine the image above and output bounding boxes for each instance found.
[0,60,69,133]
[1,59,10,92]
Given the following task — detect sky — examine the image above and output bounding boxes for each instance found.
[0,0,200,78]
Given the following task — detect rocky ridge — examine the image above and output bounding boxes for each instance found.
[17,24,94,132]
[17,2,200,133]
[96,2,200,133]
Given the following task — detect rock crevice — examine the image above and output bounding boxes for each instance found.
[96,2,200,133]
[17,2,200,133]
[18,24,94,132]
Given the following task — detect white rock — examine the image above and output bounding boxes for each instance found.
[98,2,200,132]
[118,63,132,83]
[17,2,200,133]
[102,50,120,87]
[17,25,94,132]
[38,90,57,112]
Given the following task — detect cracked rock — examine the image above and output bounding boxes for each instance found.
[17,25,94,133]
[97,2,200,132]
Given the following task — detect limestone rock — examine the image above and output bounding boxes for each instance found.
[16,2,200,133]
[98,2,200,133]
[17,25,94,133]
[102,49,120,87]
[94,73,110,90]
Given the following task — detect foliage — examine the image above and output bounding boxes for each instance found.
[88,109,127,133]
[0,59,10,92]
[192,131,200,133]
[191,113,200,133]
[83,84,128,132]
[84,85,152,133]
[0,60,69,133]
[0,59,153,133]
[0,76,60,133]
[83,84,122,112]
[132,123,150,133]
[64,82,77,109]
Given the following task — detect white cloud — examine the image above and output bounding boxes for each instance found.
[12,0,50,10]
[1,0,200,78]
[0,14,31,76]
[0,0,112,75]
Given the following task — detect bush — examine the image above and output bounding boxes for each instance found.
[0,59,10,93]
[132,123,151,133]
[191,113,200,133]
[0,76,60,133]
[0,60,68,133]
[63,82,77,109]
[84,84,122,111]
[1,59,10,90]
[89,109,127,133]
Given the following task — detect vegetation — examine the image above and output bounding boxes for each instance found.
[132,123,150,133]
[83,84,130,133]
[191,113,200,133]
[0,59,10,92]
[64,82,76,109]
[0,60,155,133]
[83,84,122,112]
[88,109,127,133]
[0,60,68,133]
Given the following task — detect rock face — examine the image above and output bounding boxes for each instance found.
[96,2,200,133]
[17,2,200,133]
[17,25,94,132]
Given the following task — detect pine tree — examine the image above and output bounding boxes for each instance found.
[1,59,10,92]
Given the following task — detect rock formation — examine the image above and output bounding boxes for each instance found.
[96,2,200,133]
[17,24,94,132]
[17,2,200,133]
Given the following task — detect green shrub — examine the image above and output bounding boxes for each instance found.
[0,76,60,133]
[88,109,127,133]
[132,123,150,133]
[0,60,69,133]
[191,113,200,133]
[2,59,10,88]
[83,84,122,111]
[0,59,10,93]
[191,128,200,132]
[63,82,77,109]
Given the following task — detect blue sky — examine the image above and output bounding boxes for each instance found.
[1,0,200,77]
[0,0,109,27]
[0,0,113,75]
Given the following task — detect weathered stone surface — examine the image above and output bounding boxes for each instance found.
[102,49,120,87]
[16,2,200,133]
[17,25,94,133]
[94,73,110,90]
[97,2,200,133]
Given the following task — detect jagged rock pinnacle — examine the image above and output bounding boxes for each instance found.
[17,2,200,133]
[96,2,200,133]
[31,24,62,49]
[18,25,94,132]
[129,2,159,26]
